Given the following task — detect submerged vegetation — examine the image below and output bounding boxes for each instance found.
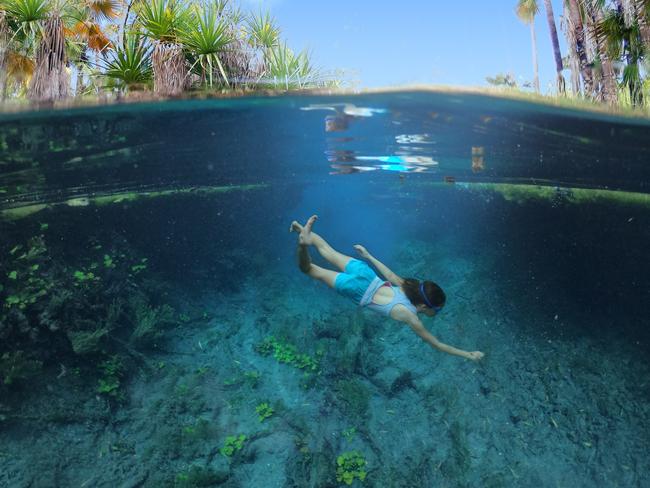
[0,0,336,102]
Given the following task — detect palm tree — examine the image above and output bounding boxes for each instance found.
[68,0,122,95]
[2,0,70,101]
[566,0,595,96]
[584,0,618,104]
[265,42,320,89]
[28,11,69,101]
[0,10,9,98]
[541,0,565,93]
[137,0,189,96]
[1,0,50,97]
[101,33,152,91]
[596,1,645,106]
[181,2,233,88]
[516,0,540,93]
[244,10,280,84]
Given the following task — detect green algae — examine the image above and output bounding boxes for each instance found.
[413,181,650,207]
[470,183,650,207]
[0,184,267,221]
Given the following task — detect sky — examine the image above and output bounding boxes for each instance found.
[243,0,569,92]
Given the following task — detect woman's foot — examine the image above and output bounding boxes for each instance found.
[290,215,317,245]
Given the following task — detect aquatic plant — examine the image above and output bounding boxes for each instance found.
[223,369,261,388]
[0,350,42,385]
[255,401,274,422]
[440,421,471,481]
[220,434,246,457]
[68,328,108,355]
[336,450,367,485]
[2,235,52,311]
[333,379,371,422]
[129,295,176,347]
[97,355,125,398]
[181,418,212,442]
[174,464,227,487]
[342,427,356,442]
[255,336,320,372]
[464,182,650,208]
[73,269,98,282]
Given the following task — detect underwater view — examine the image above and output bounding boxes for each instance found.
[1,91,650,488]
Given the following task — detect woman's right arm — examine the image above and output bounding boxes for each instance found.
[353,245,403,286]
[400,312,484,361]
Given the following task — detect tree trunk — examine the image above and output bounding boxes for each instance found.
[592,5,618,104]
[75,63,85,97]
[152,42,186,96]
[542,0,565,93]
[563,1,582,94]
[28,15,69,101]
[633,0,650,46]
[121,0,134,49]
[567,0,594,97]
[0,11,8,100]
[614,0,643,105]
[530,22,540,93]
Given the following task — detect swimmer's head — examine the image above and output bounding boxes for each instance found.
[402,278,446,316]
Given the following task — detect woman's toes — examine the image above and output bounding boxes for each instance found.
[290,221,302,233]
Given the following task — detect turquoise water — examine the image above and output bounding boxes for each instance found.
[1,93,649,487]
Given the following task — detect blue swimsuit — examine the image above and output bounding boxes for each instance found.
[334,259,417,316]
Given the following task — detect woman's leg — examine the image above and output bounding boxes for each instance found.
[290,215,353,272]
[295,239,339,288]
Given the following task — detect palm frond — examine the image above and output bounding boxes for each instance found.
[181,3,233,86]
[5,0,50,24]
[265,42,319,89]
[246,10,279,49]
[137,0,187,42]
[86,0,122,22]
[101,34,152,89]
[516,0,538,24]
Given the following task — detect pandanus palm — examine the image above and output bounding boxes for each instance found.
[181,2,233,87]
[515,0,540,93]
[28,11,69,101]
[247,10,279,53]
[101,33,152,90]
[3,0,71,100]
[137,0,188,96]
[266,42,318,90]
[244,10,279,83]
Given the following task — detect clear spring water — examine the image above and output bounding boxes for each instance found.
[0,92,649,487]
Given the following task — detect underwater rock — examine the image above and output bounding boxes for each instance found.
[389,371,417,396]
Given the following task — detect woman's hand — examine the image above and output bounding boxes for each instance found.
[353,244,370,259]
[466,351,485,361]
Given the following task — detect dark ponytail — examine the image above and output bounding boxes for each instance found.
[402,278,446,308]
